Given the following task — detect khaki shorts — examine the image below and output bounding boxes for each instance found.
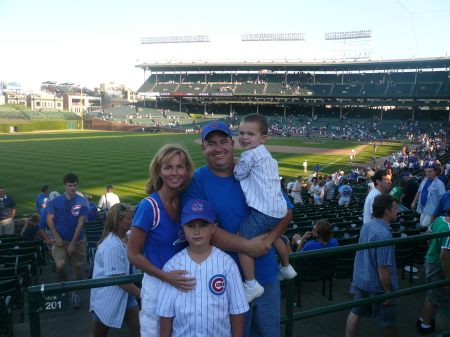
[52,237,86,268]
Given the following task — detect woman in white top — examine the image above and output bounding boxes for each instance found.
[90,203,141,337]
[308,177,318,204]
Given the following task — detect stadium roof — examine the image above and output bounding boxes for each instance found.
[136,57,450,73]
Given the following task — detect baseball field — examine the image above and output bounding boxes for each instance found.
[0,130,402,214]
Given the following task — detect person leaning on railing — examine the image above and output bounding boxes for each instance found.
[90,203,141,337]
[291,220,338,252]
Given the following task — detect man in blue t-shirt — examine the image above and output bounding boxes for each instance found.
[45,173,89,309]
[0,186,17,235]
[36,185,49,216]
[182,121,293,337]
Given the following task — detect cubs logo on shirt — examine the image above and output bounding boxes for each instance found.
[71,205,82,216]
[173,229,186,245]
[209,274,226,296]
[192,202,203,212]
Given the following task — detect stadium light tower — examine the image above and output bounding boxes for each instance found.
[241,33,306,41]
[140,35,210,44]
[325,30,372,61]
[241,33,307,62]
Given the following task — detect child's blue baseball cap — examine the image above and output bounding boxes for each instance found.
[201,121,232,141]
[181,199,216,226]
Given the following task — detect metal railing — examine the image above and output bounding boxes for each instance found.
[26,231,450,337]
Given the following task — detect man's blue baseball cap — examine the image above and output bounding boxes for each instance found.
[181,199,216,226]
[201,121,232,141]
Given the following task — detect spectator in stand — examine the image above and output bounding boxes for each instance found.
[36,185,49,216]
[346,194,399,337]
[429,190,450,225]
[20,213,43,241]
[291,220,338,252]
[90,203,141,337]
[363,170,392,224]
[308,177,318,205]
[325,175,335,200]
[98,185,120,212]
[338,179,352,207]
[84,194,98,223]
[286,178,294,196]
[291,176,303,204]
[314,180,325,205]
[0,187,17,235]
[416,207,450,335]
[412,166,446,227]
[399,173,418,210]
[45,173,90,309]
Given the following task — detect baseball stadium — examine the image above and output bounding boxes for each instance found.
[1,31,450,337]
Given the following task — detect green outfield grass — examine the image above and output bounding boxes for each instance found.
[0,130,401,214]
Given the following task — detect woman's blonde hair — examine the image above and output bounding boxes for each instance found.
[98,203,134,246]
[146,143,194,195]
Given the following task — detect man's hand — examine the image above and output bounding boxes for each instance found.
[67,242,76,255]
[382,298,395,306]
[245,233,271,258]
[54,236,63,247]
[45,238,53,247]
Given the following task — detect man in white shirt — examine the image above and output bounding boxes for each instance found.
[291,176,303,204]
[411,166,446,227]
[98,185,120,211]
[303,160,308,174]
[286,178,294,196]
[325,175,335,200]
[363,170,392,224]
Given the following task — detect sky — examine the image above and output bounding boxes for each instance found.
[1,0,449,92]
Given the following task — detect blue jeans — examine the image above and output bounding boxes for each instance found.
[244,279,280,337]
[239,208,282,239]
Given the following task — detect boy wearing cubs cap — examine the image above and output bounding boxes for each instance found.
[157,199,248,337]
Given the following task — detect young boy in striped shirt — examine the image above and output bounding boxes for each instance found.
[233,113,297,303]
[158,199,248,337]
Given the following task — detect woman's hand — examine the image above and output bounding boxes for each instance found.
[164,270,196,292]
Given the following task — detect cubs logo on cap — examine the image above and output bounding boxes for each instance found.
[181,199,216,226]
[201,121,232,141]
[209,274,226,295]
[192,202,203,212]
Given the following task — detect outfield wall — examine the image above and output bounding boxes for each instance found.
[0,120,80,133]
[83,118,186,133]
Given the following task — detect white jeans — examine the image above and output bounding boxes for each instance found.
[0,218,14,235]
[140,274,162,337]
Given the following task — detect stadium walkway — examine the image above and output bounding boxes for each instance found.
[12,259,436,337]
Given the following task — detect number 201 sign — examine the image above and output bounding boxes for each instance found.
[39,293,69,313]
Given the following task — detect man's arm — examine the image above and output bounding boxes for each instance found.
[411,191,421,209]
[11,208,16,219]
[46,213,63,246]
[378,265,394,305]
[440,248,450,291]
[39,229,53,246]
[67,215,86,255]
[210,209,293,258]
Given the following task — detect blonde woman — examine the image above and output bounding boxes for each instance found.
[90,203,140,337]
[127,144,195,337]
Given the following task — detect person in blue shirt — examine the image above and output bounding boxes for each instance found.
[291,220,338,252]
[346,194,399,337]
[84,194,98,223]
[45,173,90,309]
[36,185,49,216]
[0,186,17,235]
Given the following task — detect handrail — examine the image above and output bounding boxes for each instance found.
[27,231,450,337]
